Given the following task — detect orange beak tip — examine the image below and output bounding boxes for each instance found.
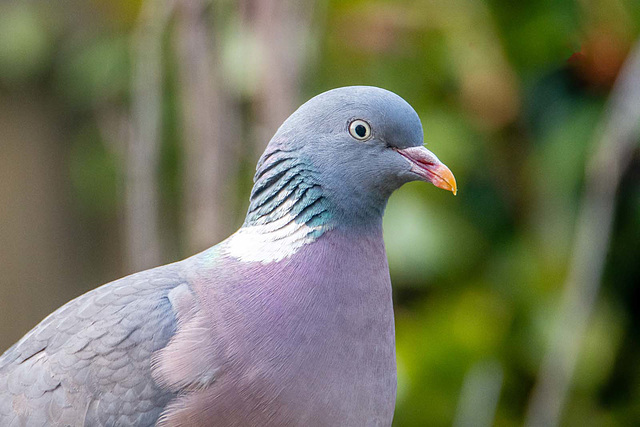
[432,163,458,196]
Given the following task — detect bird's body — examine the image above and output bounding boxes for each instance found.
[1,225,394,426]
[0,86,456,426]
[158,225,396,426]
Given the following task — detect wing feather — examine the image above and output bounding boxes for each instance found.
[0,264,191,426]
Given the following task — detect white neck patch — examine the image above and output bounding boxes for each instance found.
[222,212,327,264]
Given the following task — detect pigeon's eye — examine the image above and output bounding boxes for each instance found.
[349,120,371,140]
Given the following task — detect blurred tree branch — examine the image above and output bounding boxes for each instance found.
[175,0,240,252]
[525,40,640,427]
[241,0,315,150]
[126,0,175,271]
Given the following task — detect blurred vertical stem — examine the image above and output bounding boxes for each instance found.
[242,0,315,150]
[175,0,238,252]
[453,360,503,427]
[127,0,175,271]
[525,41,640,427]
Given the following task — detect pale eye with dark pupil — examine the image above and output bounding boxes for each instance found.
[349,119,371,140]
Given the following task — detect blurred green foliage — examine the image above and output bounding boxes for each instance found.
[0,0,639,425]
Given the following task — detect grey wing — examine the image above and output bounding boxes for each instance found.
[0,264,188,427]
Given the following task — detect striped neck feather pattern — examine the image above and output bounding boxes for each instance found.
[223,148,334,263]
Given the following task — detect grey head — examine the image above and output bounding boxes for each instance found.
[245,86,456,232]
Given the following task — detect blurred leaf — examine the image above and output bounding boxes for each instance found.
[384,186,485,285]
[55,34,130,108]
[395,288,511,426]
[0,4,51,85]
[574,299,625,391]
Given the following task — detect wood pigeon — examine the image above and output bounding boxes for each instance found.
[0,86,456,426]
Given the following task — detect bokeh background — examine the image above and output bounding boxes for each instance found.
[1,0,640,425]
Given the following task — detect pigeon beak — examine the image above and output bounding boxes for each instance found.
[395,146,457,195]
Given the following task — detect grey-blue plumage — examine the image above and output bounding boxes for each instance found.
[0,86,456,426]
[0,267,182,426]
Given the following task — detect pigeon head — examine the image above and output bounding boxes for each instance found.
[244,86,456,235]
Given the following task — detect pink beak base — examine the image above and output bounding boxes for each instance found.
[395,146,457,195]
